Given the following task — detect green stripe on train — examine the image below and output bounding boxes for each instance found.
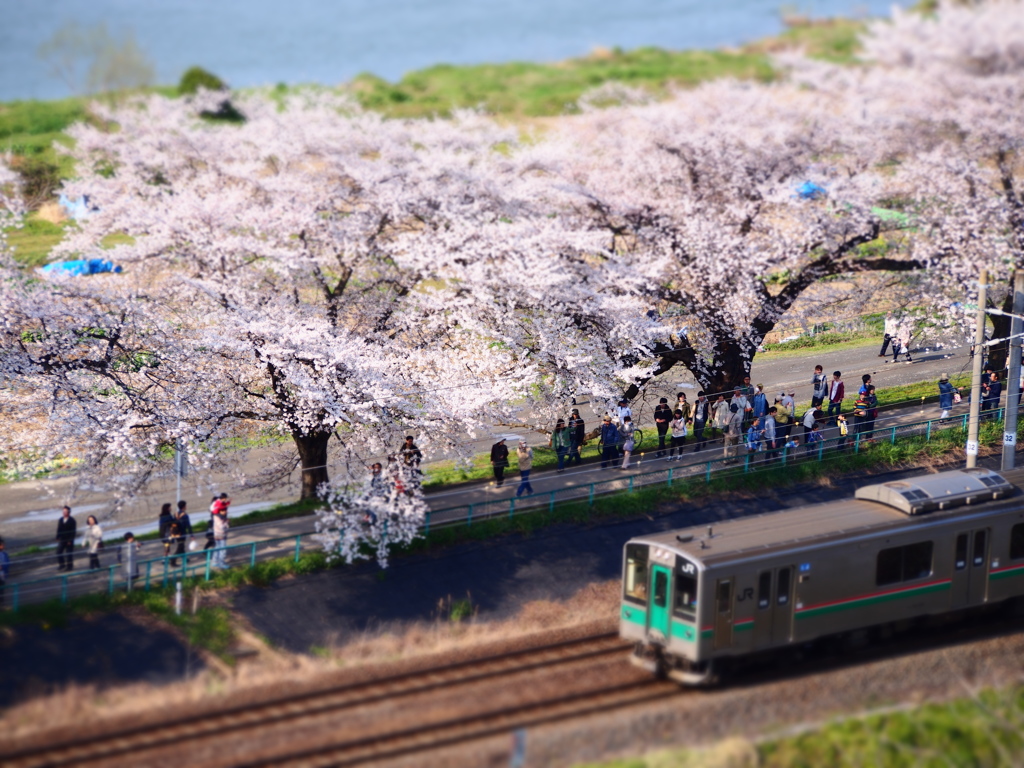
[621,605,646,626]
[796,581,950,620]
[991,566,1024,581]
[671,621,697,643]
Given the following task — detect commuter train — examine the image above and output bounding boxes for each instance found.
[620,466,1024,684]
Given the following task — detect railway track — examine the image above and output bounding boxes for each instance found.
[4,630,674,768]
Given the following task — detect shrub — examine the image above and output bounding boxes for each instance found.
[178,66,227,95]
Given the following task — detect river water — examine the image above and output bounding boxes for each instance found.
[2,0,904,102]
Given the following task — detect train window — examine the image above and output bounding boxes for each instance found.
[777,568,791,606]
[876,541,934,586]
[674,573,697,618]
[955,534,968,571]
[757,572,771,609]
[1012,525,1024,560]
[624,545,648,605]
[653,570,668,608]
[972,530,987,568]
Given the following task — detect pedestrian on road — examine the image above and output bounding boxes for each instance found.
[880,311,896,357]
[158,503,175,559]
[619,416,636,469]
[811,365,828,408]
[515,440,534,497]
[84,515,103,571]
[568,409,585,465]
[828,371,845,422]
[668,409,688,460]
[211,493,230,569]
[654,398,672,457]
[174,501,193,565]
[711,394,730,439]
[550,419,570,473]
[691,392,710,452]
[399,436,423,471]
[938,373,960,419]
[0,538,9,607]
[599,416,620,469]
[723,402,744,463]
[118,532,140,585]
[55,506,76,572]
[490,438,509,487]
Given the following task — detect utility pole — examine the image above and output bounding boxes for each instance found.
[1003,271,1024,470]
[967,269,987,468]
[174,437,187,503]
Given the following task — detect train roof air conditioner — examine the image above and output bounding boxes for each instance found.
[854,468,1013,515]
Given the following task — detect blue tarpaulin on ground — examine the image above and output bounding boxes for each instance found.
[41,259,122,276]
[58,194,97,220]
[796,181,827,200]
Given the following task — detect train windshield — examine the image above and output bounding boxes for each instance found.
[674,556,698,619]
[624,544,649,605]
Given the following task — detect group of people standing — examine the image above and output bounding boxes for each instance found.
[880,311,915,364]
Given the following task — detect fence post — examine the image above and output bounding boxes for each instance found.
[818,440,824,461]
[162,556,169,589]
[549,491,556,513]
[744,453,750,474]
[705,462,712,483]
[468,503,474,526]
[294,535,301,563]
[854,433,861,454]
[963,413,968,430]
[588,483,595,506]
[629,475,634,493]
[205,549,212,581]
[926,419,932,442]
[667,468,673,487]
[61,574,68,603]
[424,510,431,536]
[781,446,788,467]
[108,565,116,595]
[145,560,152,592]
[250,542,257,568]
[891,426,897,445]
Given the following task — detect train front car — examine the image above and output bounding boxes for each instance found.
[620,536,711,684]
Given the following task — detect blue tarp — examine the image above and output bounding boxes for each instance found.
[796,181,827,200]
[58,194,97,220]
[41,259,122,276]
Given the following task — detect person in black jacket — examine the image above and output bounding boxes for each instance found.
[170,500,193,566]
[490,438,509,487]
[654,398,672,457]
[55,506,76,571]
[158,503,175,559]
[568,409,585,465]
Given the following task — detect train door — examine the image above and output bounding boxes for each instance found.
[752,570,774,650]
[771,566,794,645]
[713,578,734,650]
[950,529,991,608]
[648,564,672,641]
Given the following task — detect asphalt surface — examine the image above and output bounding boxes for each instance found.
[0,339,970,548]
[230,453,1008,654]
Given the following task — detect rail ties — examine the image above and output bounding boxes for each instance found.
[3,631,632,768]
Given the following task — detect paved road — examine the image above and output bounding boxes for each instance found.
[0,338,972,550]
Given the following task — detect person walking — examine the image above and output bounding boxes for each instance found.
[811,365,828,408]
[568,409,585,465]
[691,392,710,453]
[84,515,103,571]
[118,532,141,585]
[723,402,743,464]
[654,398,672,457]
[490,438,510,487]
[599,416,619,469]
[158,503,175,560]
[763,407,778,461]
[827,371,845,422]
[711,394,730,439]
[668,409,688,460]
[880,311,896,357]
[515,440,534,497]
[172,501,193,566]
[619,416,637,469]
[55,506,76,572]
[550,419,570,473]
[938,373,960,419]
[0,538,9,608]
[211,493,230,570]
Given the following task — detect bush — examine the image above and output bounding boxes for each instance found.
[178,66,227,95]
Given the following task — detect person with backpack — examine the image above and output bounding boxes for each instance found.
[619,416,636,469]
[938,373,960,419]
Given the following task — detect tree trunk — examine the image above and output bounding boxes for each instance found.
[292,431,331,500]
[987,287,1014,374]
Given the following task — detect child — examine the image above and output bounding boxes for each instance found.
[805,422,823,457]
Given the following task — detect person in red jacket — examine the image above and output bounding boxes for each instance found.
[827,371,845,423]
